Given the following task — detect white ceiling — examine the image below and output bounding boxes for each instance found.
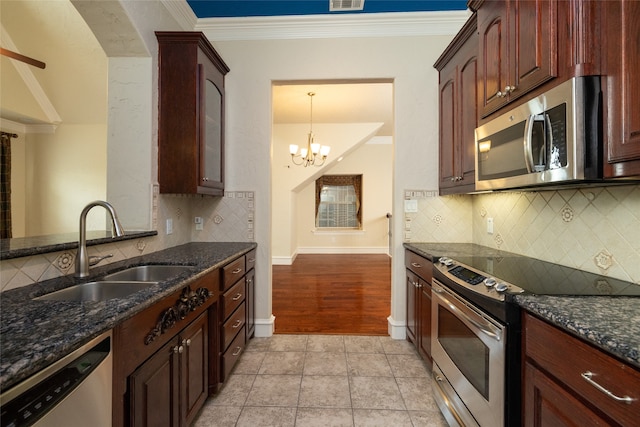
[272,81,394,136]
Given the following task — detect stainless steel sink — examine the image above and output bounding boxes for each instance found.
[33,281,156,302]
[101,265,195,282]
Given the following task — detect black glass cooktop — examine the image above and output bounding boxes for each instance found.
[448,254,640,297]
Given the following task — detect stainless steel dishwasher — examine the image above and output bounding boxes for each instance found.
[1,330,112,427]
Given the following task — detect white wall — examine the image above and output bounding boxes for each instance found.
[209,34,455,337]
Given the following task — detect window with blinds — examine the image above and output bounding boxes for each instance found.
[315,175,362,229]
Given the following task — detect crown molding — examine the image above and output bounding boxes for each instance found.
[161,0,198,30]
[0,118,57,134]
[193,10,471,41]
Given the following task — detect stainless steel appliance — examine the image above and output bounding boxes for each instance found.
[0,330,112,427]
[430,253,640,427]
[475,76,602,191]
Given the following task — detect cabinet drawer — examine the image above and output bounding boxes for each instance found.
[114,272,218,376]
[246,249,256,272]
[221,326,245,382]
[222,279,245,320]
[222,303,246,351]
[524,313,640,426]
[405,250,432,282]
[222,257,245,291]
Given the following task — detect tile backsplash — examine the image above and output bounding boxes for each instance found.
[404,184,640,284]
[0,191,255,291]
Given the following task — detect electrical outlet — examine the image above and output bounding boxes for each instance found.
[404,199,418,213]
[166,218,173,235]
[194,216,203,231]
[487,217,494,234]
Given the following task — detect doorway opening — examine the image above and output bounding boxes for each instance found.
[271,80,394,334]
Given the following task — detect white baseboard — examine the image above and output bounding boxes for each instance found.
[297,247,390,255]
[254,315,276,337]
[387,315,407,340]
[272,254,297,265]
[272,248,390,265]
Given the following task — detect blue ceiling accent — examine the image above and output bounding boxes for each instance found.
[186,1,468,18]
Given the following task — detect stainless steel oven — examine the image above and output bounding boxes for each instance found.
[428,251,640,427]
[432,279,505,427]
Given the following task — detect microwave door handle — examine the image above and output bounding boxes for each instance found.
[524,114,535,173]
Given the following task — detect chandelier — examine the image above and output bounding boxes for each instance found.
[289,92,330,167]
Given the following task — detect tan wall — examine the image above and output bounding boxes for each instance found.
[295,142,392,254]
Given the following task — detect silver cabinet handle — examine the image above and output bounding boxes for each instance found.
[232,293,243,301]
[411,262,421,269]
[182,339,191,347]
[232,319,242,328]
[581,372,635,404]
[173,345,184,354]
[232,268,242,274]
[232,346,242,356]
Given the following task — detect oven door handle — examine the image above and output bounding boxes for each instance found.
[434,288,502,341]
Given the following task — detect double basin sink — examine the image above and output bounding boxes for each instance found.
[34,265,196,302]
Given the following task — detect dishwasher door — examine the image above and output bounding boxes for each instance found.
[1,330,112,427]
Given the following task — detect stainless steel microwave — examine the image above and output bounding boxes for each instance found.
[475,77,601,191]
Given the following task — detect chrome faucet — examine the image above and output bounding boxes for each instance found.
[75,200,125,278]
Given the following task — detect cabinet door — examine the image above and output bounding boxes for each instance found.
[198,50,225,194]
[181,313,208,427]
[405,270,419,345]
[478,0,556,118]
[130,340,180,427]
[509,0,556,101]
[438,71,457,190]
[418,280,432,361]
[523,362,611,427]
[603,0,640,178]
[457,40,479,190]
[478,0,510,117]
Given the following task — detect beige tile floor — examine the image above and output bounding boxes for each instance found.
[194,335,449,427]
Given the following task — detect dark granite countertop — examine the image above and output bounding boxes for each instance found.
[404,242,640,369]
[0,241,256,392]
[0,230,158,260]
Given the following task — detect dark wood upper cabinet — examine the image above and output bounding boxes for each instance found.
[434,14,479,194]
[602,0,640,178]
[477,0,556,118]
[156,32,230,196]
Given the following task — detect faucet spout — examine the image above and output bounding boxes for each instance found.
[76,200,125,278]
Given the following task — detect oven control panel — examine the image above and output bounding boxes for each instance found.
[435,257,524,301]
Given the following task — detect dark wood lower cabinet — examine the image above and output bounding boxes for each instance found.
[404,250,433,362]
[129,312,208,427]
[523,313,640,426]
[524,361,611,427]
[129,334,180,427]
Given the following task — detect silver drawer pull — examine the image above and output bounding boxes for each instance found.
[232,346,242,356]
[232,319,242,328]
[411,262,421,268]
[581,372,635,404]
[248,258,255,263]
[232,293,243,301]
[231,268,242,274]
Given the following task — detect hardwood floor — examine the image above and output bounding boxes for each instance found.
[272,254,391,335]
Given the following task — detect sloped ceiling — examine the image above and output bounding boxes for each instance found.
[0,0,107,126]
